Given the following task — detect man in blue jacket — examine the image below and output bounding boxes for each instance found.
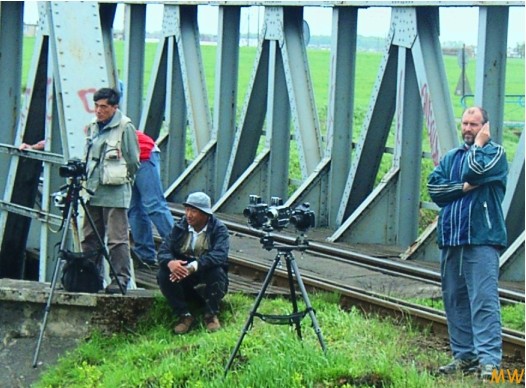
[428,106,508,381]
[157,192,229,334]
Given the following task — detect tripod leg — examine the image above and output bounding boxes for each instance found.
[79,197,125,295]
[285,253,302,339]
[224,254,281,375]
[288,256,327,353]
[32,202,74,367]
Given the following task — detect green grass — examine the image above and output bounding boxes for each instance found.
[35,292,499,387]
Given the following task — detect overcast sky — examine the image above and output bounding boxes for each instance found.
[24,3,525,47]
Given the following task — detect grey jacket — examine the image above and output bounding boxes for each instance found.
[84,110,140,208]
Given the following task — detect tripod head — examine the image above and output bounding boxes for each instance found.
[258,229,309,252]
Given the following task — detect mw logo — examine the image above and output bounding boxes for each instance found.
[490,369,525,384]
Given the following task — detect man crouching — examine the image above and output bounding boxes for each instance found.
[157,192,229,334]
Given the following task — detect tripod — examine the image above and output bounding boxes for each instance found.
[32,174,124,368]
[224,235,327,374]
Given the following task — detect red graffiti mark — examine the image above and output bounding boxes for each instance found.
[420,83,440,165]
[78,88,98,113]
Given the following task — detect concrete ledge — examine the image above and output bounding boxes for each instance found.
[0,279,157,338]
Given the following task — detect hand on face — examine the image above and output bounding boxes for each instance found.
[474,122,490,147]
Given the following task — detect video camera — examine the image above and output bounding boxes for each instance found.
[290,203,316,232]
[266,197,292,230]
[243,195,269,229]
[59,158,86,179]
[243,195,315,232]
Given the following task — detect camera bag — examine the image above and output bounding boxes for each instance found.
[61,249,103,293]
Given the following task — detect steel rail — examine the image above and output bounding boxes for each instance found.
[168,205,525,304]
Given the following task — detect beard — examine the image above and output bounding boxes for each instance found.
[463,133,475,146]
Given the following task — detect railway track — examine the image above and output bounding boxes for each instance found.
[147,206,524,359]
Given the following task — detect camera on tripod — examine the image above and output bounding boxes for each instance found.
[243,195,269,229]
[289,203,316,232]
[243,195,315,233]
[59,158,86,179]
[266,197,291,230]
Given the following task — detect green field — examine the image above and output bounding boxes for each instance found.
[22,37,524,230]
[23,36,525,131]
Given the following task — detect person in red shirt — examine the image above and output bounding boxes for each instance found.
[129,131,174,267]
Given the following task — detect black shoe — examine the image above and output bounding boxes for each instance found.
[438,358,478,375]
[105,280,127,295]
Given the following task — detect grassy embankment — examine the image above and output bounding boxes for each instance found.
[22,38,524,386]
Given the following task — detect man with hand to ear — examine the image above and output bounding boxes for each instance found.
[428,106,508,381]
[157,192,229,335]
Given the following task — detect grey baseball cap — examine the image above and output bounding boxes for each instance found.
[183,192,213,215]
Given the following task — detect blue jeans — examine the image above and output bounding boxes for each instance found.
[440,245,502,366]
[128,151,174,262]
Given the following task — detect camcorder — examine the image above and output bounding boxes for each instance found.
[243,195,315,233]
[289,203,316,232]
[59,158,86,179]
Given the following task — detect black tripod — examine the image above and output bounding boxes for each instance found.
[224,234,327,374]
[32,174,125,368]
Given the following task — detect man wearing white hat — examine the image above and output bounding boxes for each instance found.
[157,192,230,334]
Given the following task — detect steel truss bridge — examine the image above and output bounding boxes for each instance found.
[0,1,523,283]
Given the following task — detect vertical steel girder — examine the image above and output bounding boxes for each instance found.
[393,48,423,247]
[213,6,241,199]
[48,2,111,159]
[325,7,357,228]
[279,7,322,178]
[503,130,525,243]
[121,3,146,124]
[99,3,121,100]
[267,40,292,200]
[475,6,509,143]
[0,2,28,278]
[176,5,211,154]
[0,2,523,282]
[0,2,23,147]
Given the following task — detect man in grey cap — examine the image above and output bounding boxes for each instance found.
[157,192,230,334]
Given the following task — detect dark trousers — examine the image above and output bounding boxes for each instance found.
[157,265,228,316]
[81,204,131,285]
